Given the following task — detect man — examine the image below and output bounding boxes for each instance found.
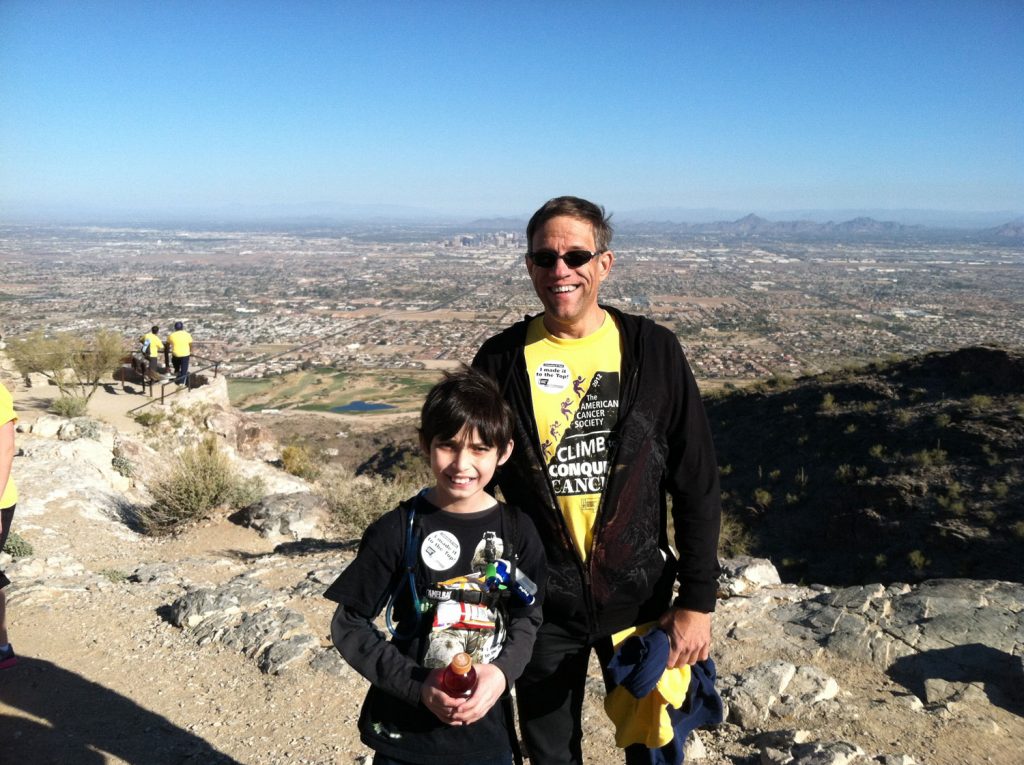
[139,325,164,378]
[165,321,194,386]
[473,196,721,764]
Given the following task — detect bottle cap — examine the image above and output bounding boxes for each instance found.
[450,652,473,675]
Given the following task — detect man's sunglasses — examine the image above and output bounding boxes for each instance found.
[528,249,599,269]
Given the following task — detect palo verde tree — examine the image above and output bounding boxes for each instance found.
[7,329,127,412]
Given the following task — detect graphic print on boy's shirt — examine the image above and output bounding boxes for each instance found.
[419,525,510,669]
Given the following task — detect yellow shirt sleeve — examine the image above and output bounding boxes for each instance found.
[0,383,19,508]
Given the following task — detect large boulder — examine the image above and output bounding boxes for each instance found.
[232,492,330,543]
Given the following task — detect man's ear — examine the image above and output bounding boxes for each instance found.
[497,439,514,466]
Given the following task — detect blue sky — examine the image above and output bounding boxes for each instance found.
[1,1,1021,223]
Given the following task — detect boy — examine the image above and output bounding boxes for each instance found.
[0,382,19,669]
[325,366,546,765]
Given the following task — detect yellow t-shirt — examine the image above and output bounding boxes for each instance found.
[524,312,621,560]
[141,332,164,358]
[166,330,193,358]
[0,383,18,508]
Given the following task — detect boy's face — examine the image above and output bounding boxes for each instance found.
[423,426,512,512]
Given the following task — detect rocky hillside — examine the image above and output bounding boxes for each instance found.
[0,368,1022,764]
[706,346,1024,586]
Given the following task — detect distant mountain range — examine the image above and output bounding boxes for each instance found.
[461,212,1024,241]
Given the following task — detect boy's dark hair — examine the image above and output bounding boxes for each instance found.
[419,365,513,453]
[151,325,159,333]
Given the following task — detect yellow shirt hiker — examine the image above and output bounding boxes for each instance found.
[165,322,194,386]
[166,328,193,358]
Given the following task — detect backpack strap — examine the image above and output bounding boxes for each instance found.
[384,493,426,640]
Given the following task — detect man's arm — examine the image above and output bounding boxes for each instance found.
[659,329,722,663]
[0,420,14,504]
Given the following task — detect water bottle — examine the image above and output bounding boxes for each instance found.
[441,652,478,697]
[485,559,538,606]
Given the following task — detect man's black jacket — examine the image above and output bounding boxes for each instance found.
[472,306,722,636]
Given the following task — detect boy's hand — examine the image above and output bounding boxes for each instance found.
[420,669,467,724]
[450,663,507,725]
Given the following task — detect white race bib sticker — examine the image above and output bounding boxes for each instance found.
[534,361,571,394]
[420,530,461,571]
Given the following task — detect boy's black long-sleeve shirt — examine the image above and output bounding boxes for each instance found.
[325,494,545,763]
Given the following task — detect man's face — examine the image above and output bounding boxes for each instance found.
[526,215,613,338]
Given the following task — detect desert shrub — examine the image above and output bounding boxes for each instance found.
[894,409,913,426]
[718,512,753,557]
[51,395,88,418]
[74,418,101,440]
[7,327,125,402]
[981,444,1001,467]
[910,448,947,468]
[1012,521,1024,541]
[869,444,886,459]
[835,464,854,483]
[992,482,1009,499]
[794,467,809,488]
[317,466,426,536]
[844,423,857,434]
[111,455,135,478]
[907,549,928,573]
[752,487,772,510]
[968,394,993,413]
[134,411,166,428]
[98,568,129,583]
[934,413,951,428]
[138,436,254,534]
[819,393,836,412]
[2,531,33,558]
[281,443,322,480]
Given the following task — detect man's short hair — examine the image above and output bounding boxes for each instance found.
[151,325,159,334]
[526,196,614,254]
[419,365,514,453]
[174,321,184,330]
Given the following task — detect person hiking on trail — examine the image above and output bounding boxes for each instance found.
[325,366,546,765]
[0,382,20,669]
[139,325,164,377]
[164,321,193,386]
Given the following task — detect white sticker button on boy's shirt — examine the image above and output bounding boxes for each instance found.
[420,530,461,572]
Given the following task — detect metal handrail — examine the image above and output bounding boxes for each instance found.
[126,357,222,414]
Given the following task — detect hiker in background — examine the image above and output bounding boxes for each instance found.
[0,382,20,669]
[165,321,193,386]
[324,365,546,765]
[139,325,164,378]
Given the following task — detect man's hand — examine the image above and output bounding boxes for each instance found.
[658,607,712,668]
[450,663,507,725]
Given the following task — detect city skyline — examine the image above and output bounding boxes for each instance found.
[1,1,1022,224]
